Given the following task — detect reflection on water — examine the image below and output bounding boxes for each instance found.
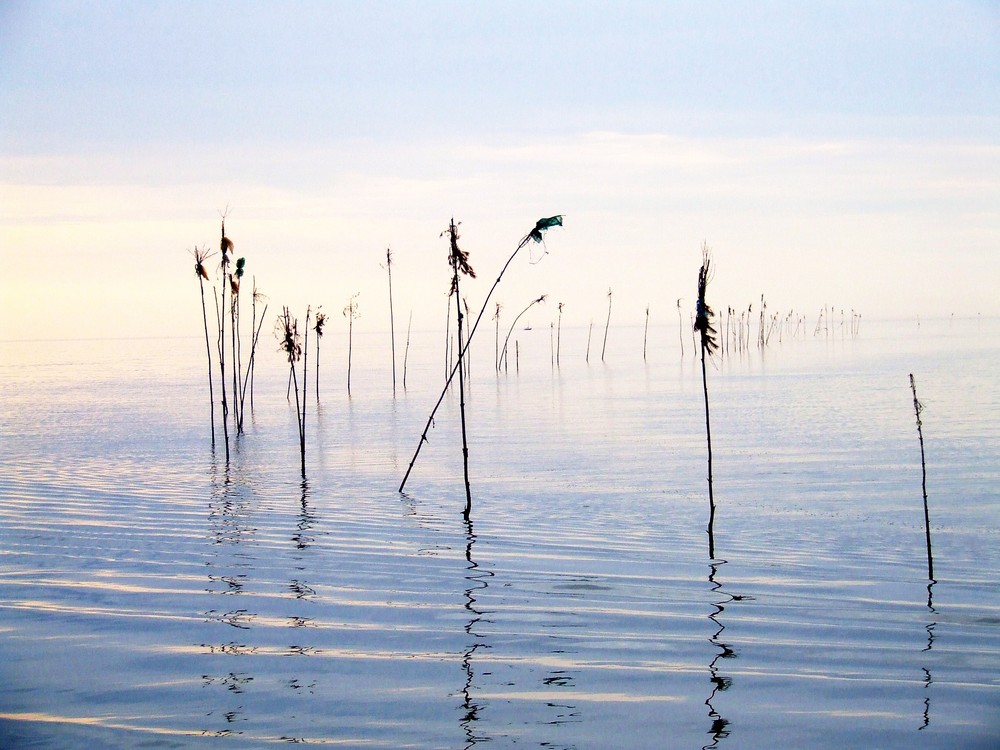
[704,559,741,749]
[203,462,257,737]
[921,579,937,731]
[460,516,492,747]
[293,479,316,551]
[0,323,999,748]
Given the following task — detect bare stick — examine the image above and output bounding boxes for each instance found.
[643,303,649,361]
[444,293,451,380]
[403,310,412,390]
[556,302,563,366]
[231,273,241,430]
[493,303,502,372]
[601,287,612,361]
[250,279,260,410]
[192,246,215,444]
[676,299,684,357]
[386,248,397,396]
[910,374,934,580]
[302,306,310,473]
[343,294,359,397]
[239,300,269,420]
[463,298,472,380]
[499,295,547,369]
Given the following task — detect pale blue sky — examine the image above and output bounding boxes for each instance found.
[1,1,998,340]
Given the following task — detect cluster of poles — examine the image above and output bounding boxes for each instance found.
[189,214,563,487]
[191,216,932,579]
[191,218,377,474]
[191,217,269,465]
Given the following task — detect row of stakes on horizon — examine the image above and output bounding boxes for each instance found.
[191,215,929,573]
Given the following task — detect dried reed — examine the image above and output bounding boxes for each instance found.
[445,219,476,517]
[277,306,306,476]
[216,218,233,460]
[399,215,562,494]
[695,244,719,557]
[314,309,327,400]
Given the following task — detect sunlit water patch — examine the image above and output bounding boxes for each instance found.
[1,320,998,748]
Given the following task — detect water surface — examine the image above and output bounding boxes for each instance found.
[1,319,998,748]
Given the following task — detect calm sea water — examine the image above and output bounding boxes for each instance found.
[1,318,998,749]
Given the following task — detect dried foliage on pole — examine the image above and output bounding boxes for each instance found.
[399,215,563,496]
[695,244,718,557]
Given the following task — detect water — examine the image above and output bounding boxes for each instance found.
[1,319,998,748]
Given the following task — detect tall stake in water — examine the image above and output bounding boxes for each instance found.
[238,284,268,422]
[499,295,547,372]
[695,245,719,558]
[399,215,563,494]
[385,247,397,396]
[192,246,216,444]
[217,219,233,461]
[313,309,326,400]
[403,310,412,390]
[556,302,564,366]
[910,373,934,580]
[446,219,476,518]
[230,256,246,432]
[493,303,503,372]
[601,287,612,362]
[343,293,360,397]
[249,280,266,411]
[677,299,686,357]
[643,303,650,361]
[277,307,305,476]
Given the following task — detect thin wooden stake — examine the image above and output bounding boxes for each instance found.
[910,374,934,580]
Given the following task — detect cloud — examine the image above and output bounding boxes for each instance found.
[2,127,998,341]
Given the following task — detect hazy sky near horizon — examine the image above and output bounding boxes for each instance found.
[1,1,998,341]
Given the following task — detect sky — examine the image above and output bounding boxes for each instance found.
[1,1,998,341]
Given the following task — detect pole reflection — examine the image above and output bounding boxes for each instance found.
[920,579,937,730]
[202,459,258,736]
[280,478,318,743]
[460,516,493,748]
[704,558,749,750]
[293,478,316,550]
